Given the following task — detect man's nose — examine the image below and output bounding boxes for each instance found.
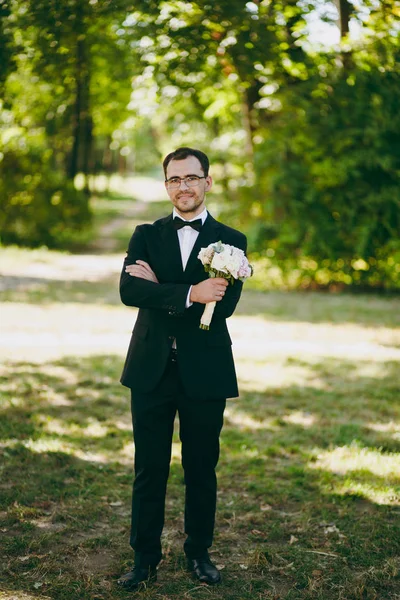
[178,179,190,189]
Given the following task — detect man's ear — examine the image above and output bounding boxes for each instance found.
[205,176,213,192]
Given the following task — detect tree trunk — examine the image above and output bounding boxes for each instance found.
[242,90,255,163]
[81,81,92,195]
[68,39,83,180]
[102,135,113,173]
[335,0,352,38]
[68,34,92,188]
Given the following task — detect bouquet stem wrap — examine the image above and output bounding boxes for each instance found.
[200,301,216,330]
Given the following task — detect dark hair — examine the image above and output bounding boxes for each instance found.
[163,147,209,178]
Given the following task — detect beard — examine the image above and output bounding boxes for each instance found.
[174,192,204,213]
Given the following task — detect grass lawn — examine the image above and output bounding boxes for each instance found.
[1,191,400,599]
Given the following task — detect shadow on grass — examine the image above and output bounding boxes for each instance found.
[2,278,400,331]
[0,274,121,305]
[1,354,399,599]
[232,357,400,449]
[235,289,400,328]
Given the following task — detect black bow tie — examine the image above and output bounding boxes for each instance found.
[173,217,202,232]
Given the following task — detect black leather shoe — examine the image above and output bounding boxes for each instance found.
[117,565,157,591]
[187,556,221,585]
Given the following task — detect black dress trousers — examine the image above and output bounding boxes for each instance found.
[130,352,226,568]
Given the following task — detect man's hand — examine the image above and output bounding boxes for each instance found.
[125,260,159,283]
[190,278,228,304]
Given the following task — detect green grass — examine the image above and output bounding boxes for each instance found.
[1,193,400,599]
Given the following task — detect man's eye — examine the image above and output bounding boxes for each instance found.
[186,176,199,182]
[170,178,180,184]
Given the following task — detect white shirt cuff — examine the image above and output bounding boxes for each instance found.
[185,286,193,308]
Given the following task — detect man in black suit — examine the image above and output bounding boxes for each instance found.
[117,147,247,591]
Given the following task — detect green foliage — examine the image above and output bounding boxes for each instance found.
[12,0,138,178]
[123,0,400,289]
[0,130,92,249]
[0,0,138,248]
[246,31,400,289]
[0,0,15,91]
[1,0,400,288]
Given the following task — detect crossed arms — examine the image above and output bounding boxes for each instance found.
[120,225,246,319]
[125,260,228,304]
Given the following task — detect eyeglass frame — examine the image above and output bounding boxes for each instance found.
[165,175,206,189]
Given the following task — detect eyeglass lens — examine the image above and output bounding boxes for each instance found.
[167,176,203,189]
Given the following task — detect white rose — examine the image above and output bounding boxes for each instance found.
[211,251,228,273]
[225,257,240,278]
[198,245,214,265]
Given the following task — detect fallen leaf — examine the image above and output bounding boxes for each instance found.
[109,501,123,507]
[251,529,263,535]
[260,504,272,511]
[33,582,43,589]
[18,556,30,562]
[289,535,298,545]
[239,564,248,570]
[324,525,339,534]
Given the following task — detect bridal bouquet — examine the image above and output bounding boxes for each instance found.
[197,240,253,330]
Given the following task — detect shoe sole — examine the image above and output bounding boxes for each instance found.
[188,569,221,585]
[117,575,157,591]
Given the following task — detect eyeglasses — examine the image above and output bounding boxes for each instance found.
[165,175,205,190]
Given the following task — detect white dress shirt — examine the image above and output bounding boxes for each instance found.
[173,206,208,271]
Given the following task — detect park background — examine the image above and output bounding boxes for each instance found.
[0,1,399,599]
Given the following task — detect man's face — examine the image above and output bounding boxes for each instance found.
[165,156,212,218]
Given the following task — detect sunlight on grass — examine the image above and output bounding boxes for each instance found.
[282,411,317,428]
[0,247,121,281]
[18,438,78,455]
[27,440,111,465]
[0,303,135,361]
[311,445,400,505]
[368,421,400,439]
[230,316,400,362]
[3,434,131,466]
[0,593,50,600]
[235,359,324,393]
[2,302,400,371]
[327,481,399,506]
[119,441,134,462]
[312,445,400,478]
[224,405,280,431]
[37,364,79,384]
[39,417,110,438]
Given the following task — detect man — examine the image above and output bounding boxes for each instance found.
[117,147,247,591]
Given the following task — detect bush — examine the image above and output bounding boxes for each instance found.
[0,146,92,249]
[238,41,400,291]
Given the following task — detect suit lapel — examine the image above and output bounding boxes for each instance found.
[184,213,222,276]
[160,214,185,280]
[159,212,222,282]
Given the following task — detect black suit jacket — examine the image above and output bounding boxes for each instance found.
[119,212,247,400]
